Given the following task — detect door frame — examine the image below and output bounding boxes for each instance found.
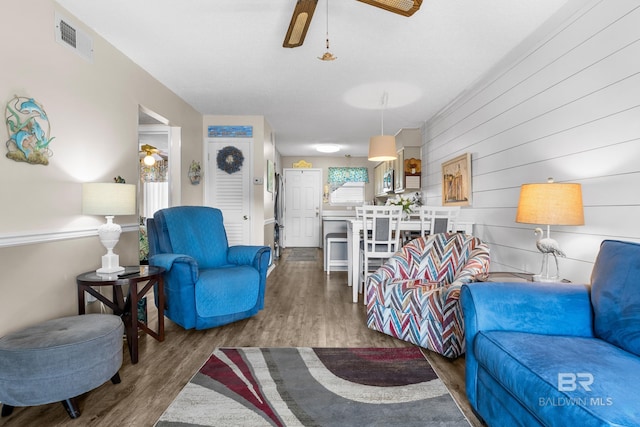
[283,168,323,248]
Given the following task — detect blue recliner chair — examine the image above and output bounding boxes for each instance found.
[147,206,271,330]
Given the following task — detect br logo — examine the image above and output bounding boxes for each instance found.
[557,373,594,391]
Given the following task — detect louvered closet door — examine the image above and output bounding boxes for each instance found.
[205,139,252,246]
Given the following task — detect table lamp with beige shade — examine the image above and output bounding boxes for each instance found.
[82,182,136,274]
[516,178,584,282]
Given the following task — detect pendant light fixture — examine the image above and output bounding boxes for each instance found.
[368,92,397,161]
[318,0,337,61]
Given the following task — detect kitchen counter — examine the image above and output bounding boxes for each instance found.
[322,210,357,220]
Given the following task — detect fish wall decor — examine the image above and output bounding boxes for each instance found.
[5,95,54,165]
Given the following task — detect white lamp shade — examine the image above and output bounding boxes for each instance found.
[82,183,137,216]
[368,135,397,161]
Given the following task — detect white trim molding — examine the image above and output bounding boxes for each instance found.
[0,223,139,248]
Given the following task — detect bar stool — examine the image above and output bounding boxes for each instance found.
[325,232,348,274]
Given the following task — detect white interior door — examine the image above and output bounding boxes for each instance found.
[283,168,321,247]
[205,139,252,246]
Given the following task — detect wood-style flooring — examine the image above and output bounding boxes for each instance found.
[0,248,483,427]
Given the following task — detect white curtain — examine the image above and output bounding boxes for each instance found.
[143,182,169,219]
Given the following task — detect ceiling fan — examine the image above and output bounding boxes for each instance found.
[283,0,422,48]
[139,144,164,166]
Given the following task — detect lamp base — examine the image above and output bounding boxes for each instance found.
[96,216,125,274]
[96,253,125,274]
[533,251,561,282]
[532,273,561,283]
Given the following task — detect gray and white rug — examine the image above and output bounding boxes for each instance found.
[155,347,470,426]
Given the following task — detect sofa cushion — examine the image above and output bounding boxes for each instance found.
[591,239,640,357]
[474,330,640,426]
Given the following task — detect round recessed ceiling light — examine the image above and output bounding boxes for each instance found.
[316,144,340,153]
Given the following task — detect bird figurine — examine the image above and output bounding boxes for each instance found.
[534,227,565,278]
[534,228,566,257]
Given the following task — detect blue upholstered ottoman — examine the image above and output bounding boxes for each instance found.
[0,314,123,418]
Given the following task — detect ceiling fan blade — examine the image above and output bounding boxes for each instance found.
[140,144,158,153]
[356,0,422,17]
[283,0,318,48]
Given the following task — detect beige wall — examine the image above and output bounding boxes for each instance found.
[0,0,202,336]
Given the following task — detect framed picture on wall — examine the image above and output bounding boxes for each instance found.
[442,153,471,206]
[267,160,275,193]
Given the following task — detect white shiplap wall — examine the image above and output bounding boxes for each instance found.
[422,0,640,284]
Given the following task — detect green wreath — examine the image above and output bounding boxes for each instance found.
[217,146,244,174]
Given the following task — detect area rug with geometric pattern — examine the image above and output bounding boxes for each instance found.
[155,347,470,426]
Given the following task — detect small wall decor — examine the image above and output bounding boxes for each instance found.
[5,95,54,165]
[293,159,312,168]
[207,125,253,138]
[188,160,202,184]
[442,153,472,206]
[217,145,244,174]
[404,158,421,174]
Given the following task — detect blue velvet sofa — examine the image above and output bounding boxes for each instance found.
[147,206,271,330]
[461,239,640,426]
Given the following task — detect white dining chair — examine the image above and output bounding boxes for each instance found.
[419,206,460,238]
[359,205,403,304]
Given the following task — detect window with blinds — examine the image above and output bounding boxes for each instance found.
[330,182,365,206]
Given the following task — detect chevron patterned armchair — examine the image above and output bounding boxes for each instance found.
[366,233,490,358]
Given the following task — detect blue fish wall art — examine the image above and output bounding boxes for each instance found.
[5,95,54,165]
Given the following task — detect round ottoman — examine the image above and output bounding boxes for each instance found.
[0,314,123,418]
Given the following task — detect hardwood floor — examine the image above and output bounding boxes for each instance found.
[0,248,483,427]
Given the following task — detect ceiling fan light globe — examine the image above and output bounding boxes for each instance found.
[143,154,156,166]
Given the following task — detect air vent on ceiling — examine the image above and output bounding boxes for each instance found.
[55,12,93,62]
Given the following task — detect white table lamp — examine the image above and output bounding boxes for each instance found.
[516,178,584,281]
[82,183,136,273]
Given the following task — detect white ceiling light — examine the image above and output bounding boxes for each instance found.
[316,143,340,153]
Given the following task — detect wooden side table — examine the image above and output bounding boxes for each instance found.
[76,265,165,364]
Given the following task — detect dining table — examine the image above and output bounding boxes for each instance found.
[346,218,474,303]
